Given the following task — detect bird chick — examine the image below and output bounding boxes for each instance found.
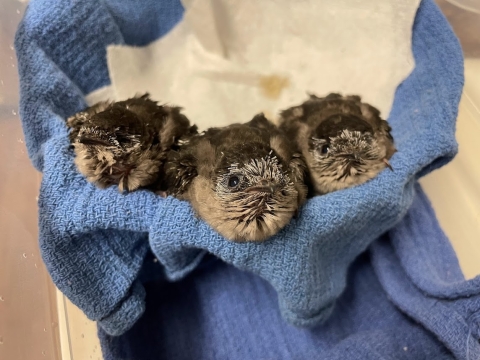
[66,94,197,193]
[279,93,396,195]
[165,114,308,242]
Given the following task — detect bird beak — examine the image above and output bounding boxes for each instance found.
[244,183,280,194]
[77,136,111,147]
[383,158,393,171]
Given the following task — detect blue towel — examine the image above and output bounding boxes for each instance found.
[98,186,480,360]
[14,0,472,351]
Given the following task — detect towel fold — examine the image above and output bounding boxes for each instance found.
[98,186,480,360]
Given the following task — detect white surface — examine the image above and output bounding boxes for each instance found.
[57,289,102,360]
[420,58,480,279]
[445,0,480,14]
[103,0,420,130]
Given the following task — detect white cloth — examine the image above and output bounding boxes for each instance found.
[93,0,420,130]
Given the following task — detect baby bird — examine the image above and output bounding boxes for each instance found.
[279,93,396,195]
[67,94,196,193]
[164,114,308,242]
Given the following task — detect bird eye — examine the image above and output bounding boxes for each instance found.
[228,175,240,188]
[320,144,330,154]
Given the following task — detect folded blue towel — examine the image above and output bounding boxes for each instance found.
[98,186,480,360]
[15,0,465,341]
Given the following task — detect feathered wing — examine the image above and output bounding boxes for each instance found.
[164,144,199,198]
[288,153,309,205]
[248,113,279,132]
[268,128,310,204]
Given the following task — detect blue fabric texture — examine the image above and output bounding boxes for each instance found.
[98,187,480,360]
[14,0,472,348]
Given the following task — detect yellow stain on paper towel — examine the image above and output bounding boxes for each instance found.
[258,75,290,99]
[196,71,290,100]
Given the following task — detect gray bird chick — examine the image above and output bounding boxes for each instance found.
[279,93,396,195]
[165,114,308,242]
[66,94,196,193]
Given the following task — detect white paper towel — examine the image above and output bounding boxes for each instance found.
[97,0,420,130]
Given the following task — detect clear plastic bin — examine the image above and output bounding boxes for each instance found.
[0,1,478,359]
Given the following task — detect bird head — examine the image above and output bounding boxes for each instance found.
[72,106,155,192]
[167,115,306,242]
[308,114,391,194]
[208,147,299,242]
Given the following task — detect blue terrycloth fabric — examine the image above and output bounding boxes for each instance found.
[93,196,480,360]
[98,185,480,360]
[370,187,480,360]
[14,0,467,341]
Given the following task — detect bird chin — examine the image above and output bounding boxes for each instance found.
[311,161,387,195]
[73,145,160,192]
[189,177,297,242]
[213,211,294,242]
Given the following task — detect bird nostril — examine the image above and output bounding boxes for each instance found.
[244,182,279,194]
[342,153,360,162]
